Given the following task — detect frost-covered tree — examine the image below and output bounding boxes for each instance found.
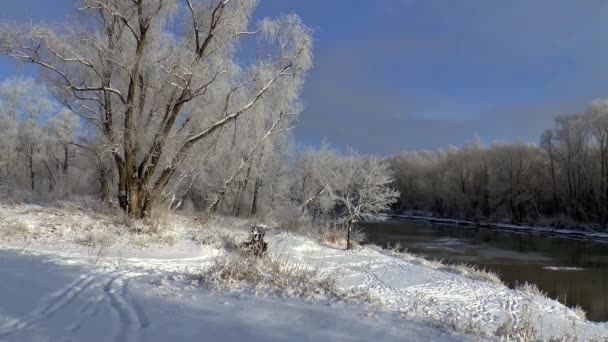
[295,147,399,250]
[0,0,312,218]
[0,78,55,192]
[326,151,399,250]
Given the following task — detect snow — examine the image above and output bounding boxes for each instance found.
[1,203,608,341]
[542,266,584,272]
[0,250,464,342]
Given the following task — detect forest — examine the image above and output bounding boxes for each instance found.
[388,100,608,228]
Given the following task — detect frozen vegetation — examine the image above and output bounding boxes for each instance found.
[1,203,607,341]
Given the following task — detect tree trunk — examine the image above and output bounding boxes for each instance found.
[346,221,354,251]
[251,177,261,216]
[28,146,35,191]
[234,163,253,216]
[128,185,145,219]
[549,150,559,215]
[117,166,129,211]
[99,164,111,203]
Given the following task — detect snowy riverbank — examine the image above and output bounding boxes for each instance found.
[391,214,608,242]
[1,203,607,341]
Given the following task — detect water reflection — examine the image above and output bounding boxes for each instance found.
[363,220,608,322]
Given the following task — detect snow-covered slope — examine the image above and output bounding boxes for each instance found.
[0,250,465,342]
[1,203,607,341]
[267,233,608,340]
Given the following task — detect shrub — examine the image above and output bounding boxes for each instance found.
[76,227,114,264]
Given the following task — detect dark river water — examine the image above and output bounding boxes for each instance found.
[362,220,608,322]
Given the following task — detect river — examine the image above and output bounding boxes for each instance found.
[363,219,608,322]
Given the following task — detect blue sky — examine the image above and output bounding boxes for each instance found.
[2,0,608,154]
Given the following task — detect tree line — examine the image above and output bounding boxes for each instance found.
[388,100,608,228]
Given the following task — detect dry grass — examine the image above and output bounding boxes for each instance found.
[493,301,584,342]
[193,226,243,251]
[0,221,30,241]
[76,227,113,248]
[572,305,586,321]
[495,302,537,340]
[0,202,186,252]
[441,263,503,285]
[201,249,340,300]
[516,281,546,297]
[378,243,503,286]
[319,225,366,250]
[321,226,346,246]
[439,308,484,336]
[75,226,115,264]
[515,282,587,321]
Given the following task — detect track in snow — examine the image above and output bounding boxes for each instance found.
[0,269,149,342]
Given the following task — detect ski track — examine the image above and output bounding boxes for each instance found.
[0,273,99,338]
[0,269,150,342]
[104,272,148,342]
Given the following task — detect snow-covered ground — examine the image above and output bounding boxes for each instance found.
[1,203,607,341]
[0,250,466,342]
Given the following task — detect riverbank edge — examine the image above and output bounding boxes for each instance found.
[390,214,608,242]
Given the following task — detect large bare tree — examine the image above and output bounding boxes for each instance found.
[0,0,312,218]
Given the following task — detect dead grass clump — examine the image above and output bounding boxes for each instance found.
[572,304,586,321]
[193,228,242,250]
[441,263,503,285]
[76,228,114,264]
[440,309,484,336]
[132,230,177,248]
[495,302,537,341]
[201,250,339,300]
[76,228,113,248]
[321,226,346,246]
[516,281,546,297]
